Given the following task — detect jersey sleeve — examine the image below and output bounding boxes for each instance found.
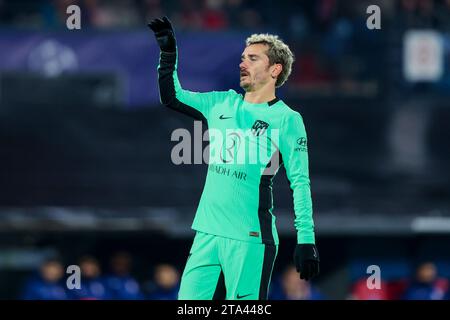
[157,50,228,122]
[279,111,315,244]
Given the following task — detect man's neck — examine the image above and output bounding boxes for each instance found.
[244,85,276,104]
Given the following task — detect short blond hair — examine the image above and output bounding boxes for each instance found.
[246,34,294,88]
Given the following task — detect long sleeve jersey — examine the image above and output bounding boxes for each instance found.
[157,50,315,245]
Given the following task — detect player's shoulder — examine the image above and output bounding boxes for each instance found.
[277,100,305,121]
[225,89,240,99]
[210,89,240,101]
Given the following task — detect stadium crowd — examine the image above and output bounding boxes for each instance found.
[20,252,450,300]
[1,0,449,32]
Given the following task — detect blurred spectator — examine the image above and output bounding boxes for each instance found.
[88,0,141,28]
[415,0,439,28]
[202,0,228,30]
[348,278,390,300]
[291,45,335,86]
[40,0,142,29]
[396,0,441,29]
[103,252,144,300]
[436,0,450,31]
[402,262,448,300]
[238,7,262,29]
[172,0,203,30]
[0,0,442,37]
[225,0,263,30]
[68,255,110,300]
[288,11,310,42]
[270,265,326,300]
[141,0,163,24]
[398,0,420,28]
[225,0,242,27]
[21,258,69,300]
[145,263,180,300]
[315,0,338,32]
[40,0,77,29]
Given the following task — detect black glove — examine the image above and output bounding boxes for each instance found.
[147,16,176,53]
[294,244,320,281]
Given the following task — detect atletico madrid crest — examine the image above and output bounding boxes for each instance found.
[251,120,269,136]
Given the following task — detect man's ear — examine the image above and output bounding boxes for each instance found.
[271,64,282,79]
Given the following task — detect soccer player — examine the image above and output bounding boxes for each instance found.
[148,16,319,300]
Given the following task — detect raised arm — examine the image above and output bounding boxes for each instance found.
[148,16,223,122]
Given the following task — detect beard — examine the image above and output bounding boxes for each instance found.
[239,75,252,91]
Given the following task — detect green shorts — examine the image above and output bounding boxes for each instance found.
[178,231,278,300]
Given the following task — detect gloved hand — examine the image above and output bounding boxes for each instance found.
[294,244,320,280]
[147,16,176,53]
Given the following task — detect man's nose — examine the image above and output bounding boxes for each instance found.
[239,61,247,70]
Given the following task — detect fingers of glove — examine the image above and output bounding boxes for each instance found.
[147,22,156,31]
[299,263,308,280]
[293,253,300,272]
[313,261,320,277]
[307,261,319,280]
[157,19,168,32]
[148,20,159,32]
[306,261,317,280]
[162,16,173,28]
[299,270,306,280]
[304,263,312,280]
[148,18,164,32]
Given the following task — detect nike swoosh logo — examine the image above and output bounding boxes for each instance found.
[219,115,232,120]
[236,293,252,299]
[313,247,317,258]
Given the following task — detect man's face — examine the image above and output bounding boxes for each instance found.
[41,262,63,283]
[239,43,276,92]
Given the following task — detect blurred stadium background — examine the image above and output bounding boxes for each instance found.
[0,0,450,300]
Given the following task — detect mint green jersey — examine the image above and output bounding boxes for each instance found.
[158,51,315,245]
